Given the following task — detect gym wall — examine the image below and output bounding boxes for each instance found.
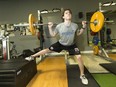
[0,0,101,24]
[0,0,115,53]
[41,12,62,48]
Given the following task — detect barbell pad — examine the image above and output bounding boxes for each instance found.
[29,14,36,35]
[90,11,105,32]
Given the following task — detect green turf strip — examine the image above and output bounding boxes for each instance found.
[92,73,116,87]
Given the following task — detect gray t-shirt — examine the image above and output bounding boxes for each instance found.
[54,22,78,46]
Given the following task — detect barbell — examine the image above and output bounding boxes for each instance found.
[14,11,114,35]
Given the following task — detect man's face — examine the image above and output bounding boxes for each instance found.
[63,10,72,20]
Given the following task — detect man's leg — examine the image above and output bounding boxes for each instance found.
[25,41,62,61]
[32,48,51,57]
[25,48,51,61]
[32,41,62,58]
[75,55,88,85]
[75,55,84,76]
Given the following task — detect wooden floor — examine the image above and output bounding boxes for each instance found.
[108,54,116,61]
[26,56,68,87]
[26,54,113,87]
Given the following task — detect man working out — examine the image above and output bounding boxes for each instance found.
[26,9,88,85]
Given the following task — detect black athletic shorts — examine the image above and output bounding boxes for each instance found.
[49,41,81,55]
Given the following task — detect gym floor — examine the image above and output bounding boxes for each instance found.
[26,53,116,87]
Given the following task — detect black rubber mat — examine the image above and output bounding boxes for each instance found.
[100,62,116,75]
[67,65,100,87]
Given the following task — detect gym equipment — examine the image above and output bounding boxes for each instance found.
[29,14,36,35]
[90,30,98,36]
[100,27,105,47]
[90,11,105,32]
[10,41,17,59]
[100,62,116,75]
[92,35,99,55]
[106,28,112,43]
[106,28,111,35]
[14,11,114,35]
[92,36,99,45]
[67,65,100,87]
[22,49,34,58]
[38,15,44,50]
[99,46,109,58]
[0,58,37,87]
[0,30,10,60]
[93,45,99,55]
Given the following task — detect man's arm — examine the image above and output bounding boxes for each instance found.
[77,28,84,36]
[48,22,57,37]
[77,21,87,36]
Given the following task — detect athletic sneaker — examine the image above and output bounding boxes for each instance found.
[25,56,34,61]
[80,74,88,85]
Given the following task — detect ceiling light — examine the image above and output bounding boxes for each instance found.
[102,3,111,6]
[111,2,116,6]
[102,1,116,7]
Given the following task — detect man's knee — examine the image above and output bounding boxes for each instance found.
[44,48,51,52]
[76,55,82,60]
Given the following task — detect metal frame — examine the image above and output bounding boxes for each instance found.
[0,36,10,60]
